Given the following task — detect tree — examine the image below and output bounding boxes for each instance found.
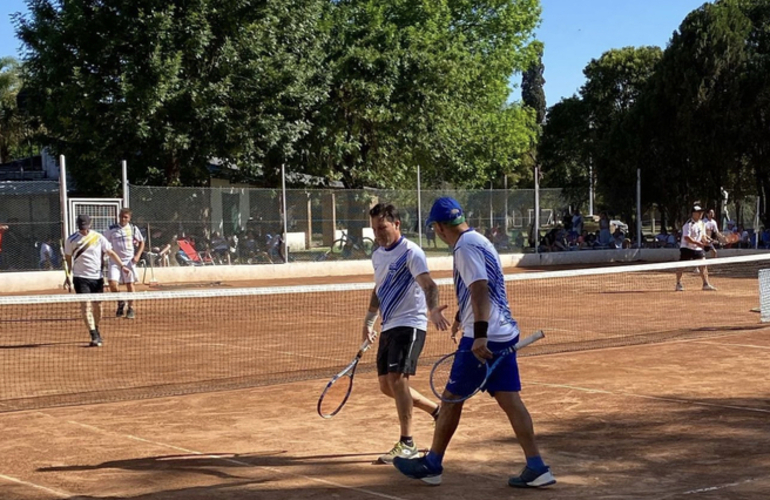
[0,57,23,163]
[579,46,662,218]
[15,0,328,194]
[299,0,542,189]
[538,96,590,207]
[521,41,546,126]
[632,0,767,225]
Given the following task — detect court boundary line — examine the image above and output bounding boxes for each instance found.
[687,340,770,350]
[0,472,72,498]
[528,381,770,414]
[23,411,410,500]
[682,478,758,495]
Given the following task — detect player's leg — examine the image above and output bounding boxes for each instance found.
[393,338,472,485]
[485,339,554,488]
[675,248,692,291]
[107,262,124,316]
[699,257,716,290]
[125,262,137,318]
[378,327,426,463]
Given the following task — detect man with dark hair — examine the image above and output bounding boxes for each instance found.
[363,202,450,463]
[393,197,555,488]
[65,214,130,347]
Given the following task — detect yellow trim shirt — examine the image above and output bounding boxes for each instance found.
[65,230,112,279]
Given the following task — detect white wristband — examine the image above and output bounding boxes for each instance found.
[364,310,379,329]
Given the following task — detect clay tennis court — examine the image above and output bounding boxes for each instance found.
[1,263,769,499]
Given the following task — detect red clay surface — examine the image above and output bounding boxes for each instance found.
[1,261,769,499]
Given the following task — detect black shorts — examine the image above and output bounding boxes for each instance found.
[679,248,705,261]
[73,277,104,294]
[376,326,426,376]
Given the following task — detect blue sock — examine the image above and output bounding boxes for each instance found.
[526,456,547,471]
[425,451,444,469]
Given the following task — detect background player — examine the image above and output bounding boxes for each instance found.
[675,204,717,291]
[106,208,145,318]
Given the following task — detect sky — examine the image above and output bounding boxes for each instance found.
[1,0,709,106]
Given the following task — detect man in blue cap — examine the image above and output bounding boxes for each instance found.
[392,197,555,488]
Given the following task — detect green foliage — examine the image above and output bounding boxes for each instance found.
[521,41,546,125]
[15,0,328,194]
[301,0,542,189]
[14,0,543,193]
[538,96,589,207]
[0,57,24,163]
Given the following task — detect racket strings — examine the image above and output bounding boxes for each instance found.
[318,375,353,417]
[432,352,487,400]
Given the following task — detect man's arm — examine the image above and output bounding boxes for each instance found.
[362,288,380,343]
[415,272,449,331]
[468,280,493,360]
[134,235,145,264]
[106,248,130,271]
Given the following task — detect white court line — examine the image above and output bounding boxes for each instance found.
[683,478,757,495]
[173,340,349,364]
[0,472,72,498]
[27,413,408,500]
[688,341,770,350]
[529,381,770,414]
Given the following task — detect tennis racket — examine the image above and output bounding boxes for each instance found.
[430,330,545,403]
[722,232,740,245]
[317,333,378,419]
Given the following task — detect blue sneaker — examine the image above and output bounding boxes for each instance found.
[508,465,556,488]
[393,456,443,486]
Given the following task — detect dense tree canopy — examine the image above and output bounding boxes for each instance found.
[540,0,770,227]
[13,0,543,193]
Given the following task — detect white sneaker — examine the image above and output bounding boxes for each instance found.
[703,284,717,291]
[675,283,684,292]
[378,441,420,464]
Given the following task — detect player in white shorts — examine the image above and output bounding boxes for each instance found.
[65,214,130,347]
[106,208,145,318]
[363,202,450,464]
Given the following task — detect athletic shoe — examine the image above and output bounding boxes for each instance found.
[126,308,136,319]
[508,466,556,488]
[393,456,443,485]
[675,283,684,292]
[702,283,717,291]
[378,441,420,464]
[89,330,103,348]
[116,301,125,317]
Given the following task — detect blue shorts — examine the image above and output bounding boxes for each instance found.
[447,337,522,396]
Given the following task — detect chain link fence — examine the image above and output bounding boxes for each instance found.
[9,180,764,273]
[127,185,567,266]
[0,182,62,271]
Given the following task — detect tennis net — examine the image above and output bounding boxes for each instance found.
[1,253,769,412]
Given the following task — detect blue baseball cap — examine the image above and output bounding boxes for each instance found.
[426,197,466,226]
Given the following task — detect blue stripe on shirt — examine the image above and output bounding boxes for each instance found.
[378,251,414,324]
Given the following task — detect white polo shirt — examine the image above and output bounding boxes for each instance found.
[65,230,112,279]
[107,223,143,261]
[372,236,429,332]
[453,229,519,342]
[680,219,706,251]
[704,218,718,238]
